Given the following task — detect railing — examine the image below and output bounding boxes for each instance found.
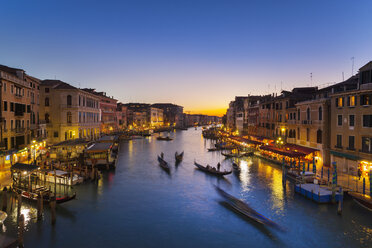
[11,128,25,134]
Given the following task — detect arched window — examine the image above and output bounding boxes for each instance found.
[297,109,300,120]
[307,107,310,120]
[45,97,49,106]
[318,107,323,121]
[67,112,72,123]
[293,129,296,139]
[317,129,322,144]
[45,113,50,123]
[67,95,72,106]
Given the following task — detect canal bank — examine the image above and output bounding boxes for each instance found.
[0,129,371,247]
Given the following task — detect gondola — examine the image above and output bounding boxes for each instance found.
[215,186,282,230]
[348,191,372,211]
[158,155,170,172]
[241,151,254,157]
[175,151,184,163]
[157,136,173,141]
[232,162,241,172]
[221,152,242,158]
[194,161,232,176]
[208,148,220,152]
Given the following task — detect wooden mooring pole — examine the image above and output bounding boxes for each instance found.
[50,195,56,225]
[337,187,343,215]
[2,187,8,212]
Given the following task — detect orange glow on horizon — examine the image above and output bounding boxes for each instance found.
[186,108,226,117]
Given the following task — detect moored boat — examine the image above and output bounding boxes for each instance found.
[175,151,184,163]
[232,162,241,172]
[157,136,173,141]
[221,152,242,158]
[348,191,372,211]
[194,161,232,176]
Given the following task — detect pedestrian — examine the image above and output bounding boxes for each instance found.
[217,162,221,171]
[358,168,362,180]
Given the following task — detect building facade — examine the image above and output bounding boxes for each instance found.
[40,80,101,143]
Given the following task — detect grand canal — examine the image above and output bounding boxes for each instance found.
[2,129,372,247]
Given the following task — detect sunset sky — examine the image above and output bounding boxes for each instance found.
[1,0,371,116]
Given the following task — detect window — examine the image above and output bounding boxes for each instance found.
[10,102,14,112]
[297,128,300,139]
[361,70,371,84]
[336,134,342,148]
[3,101,7,111]
[297,109,300,120]
[361,94,371,105]
[347,96,356,107]
[306,108,310,120]
[318,107,322,121]
[67,95,72,106]
[348,136,355,150]
[306,128,309,142]
[361,137,372,153]
[335,97,344,107]
[3,83,6,92]
[45,88,49,93]
[337,115,342,126]
[317,130,322,144]
[11,85,13,94]
[45,97,49,106]
[349,115,355,127]
[67,112,72,123]
[11,120,13,129]
[45,113,50,123]
[363,115,372,127]
[54,131,58,138]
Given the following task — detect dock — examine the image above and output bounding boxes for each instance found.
[295,184,341,203]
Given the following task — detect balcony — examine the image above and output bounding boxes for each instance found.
[302,120,312,125]
[11,128,25,134]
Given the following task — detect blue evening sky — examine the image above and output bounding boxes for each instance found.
[1,0,371,115]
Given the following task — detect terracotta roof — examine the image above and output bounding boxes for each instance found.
[0,64,24,76]
[42,79,77,90]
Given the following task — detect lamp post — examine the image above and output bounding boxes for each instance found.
[32,140,36,164]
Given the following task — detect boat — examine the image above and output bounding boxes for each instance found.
[157,136,173,141]
[37,170,84,185]
[241,151,254,157]
[221,152,242,158]
[194,161,232,176]
[13,186,76,204]
[157,155,170,172]
[232,162,241,172]
[215,186,282,230]
[0,211,7,223]
[208,148,220,152]
[175,151,184,163]
[348,191,372,211]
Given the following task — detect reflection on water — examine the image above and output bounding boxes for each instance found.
[0,128,371,248]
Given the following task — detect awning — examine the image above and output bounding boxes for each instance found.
[230,136,263,145]
[98,135,118,143]
[11,163,39,172]
[52,138,89,147]
[284,144,318,155]
[259,145,305,158]
[330,150,361,161]
[85,142,112,153]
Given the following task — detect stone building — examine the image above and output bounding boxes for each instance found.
[40,80,101,143]
[151,103,184,127]
[0,65,34,150]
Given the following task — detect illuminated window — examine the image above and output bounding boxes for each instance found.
[349,96,355,106]
[338,97,343,107]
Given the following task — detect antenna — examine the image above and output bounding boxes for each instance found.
[351,57,355,76]
[310,73,313,86]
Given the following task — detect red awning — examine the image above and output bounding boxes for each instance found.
[259,145,305,158]
[284,144,318,155]
[230,136,263,145]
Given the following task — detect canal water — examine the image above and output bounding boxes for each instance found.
[2,129,372,247]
